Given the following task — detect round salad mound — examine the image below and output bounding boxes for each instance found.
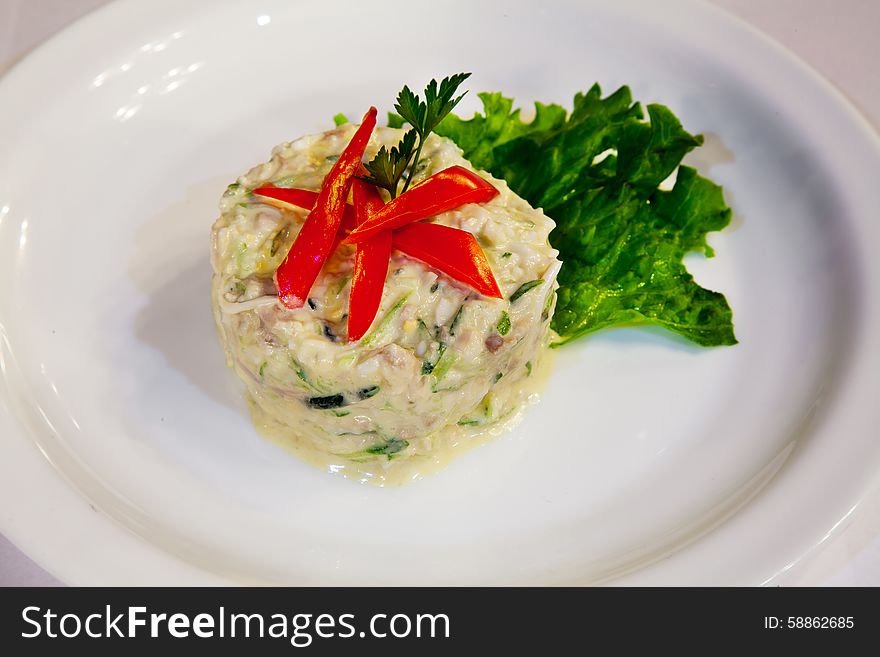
[211,123,560,471]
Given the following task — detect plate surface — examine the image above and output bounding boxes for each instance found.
[1,0,878,585]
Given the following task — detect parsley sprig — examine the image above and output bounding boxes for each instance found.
[361,73,471,198]
[361,129,417,198]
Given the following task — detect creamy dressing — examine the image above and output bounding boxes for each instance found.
[247,346,555,486]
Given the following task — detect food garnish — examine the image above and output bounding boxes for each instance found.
[342,165,497,244]
[348,178,392,342]
[253,109,502,339]
[433,85,736,347]
[245,186,359,237]
[253,166,502,338]
[390,223,501,299]
[360,73,471,198]
[273,106,377,309]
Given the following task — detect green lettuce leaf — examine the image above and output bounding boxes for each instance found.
[435,84,736,347]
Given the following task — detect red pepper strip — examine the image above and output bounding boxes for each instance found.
[391,223,502,298]
[273,106,377,308]
[255,184,501,298]
[347,179,393,342]
[253,187,357,233]
[342,166,498,245]
[252,187,357,240]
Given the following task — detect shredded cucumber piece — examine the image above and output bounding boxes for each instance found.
[360,292,411,347]
[510,279,543,303]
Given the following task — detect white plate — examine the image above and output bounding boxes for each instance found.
[1,0,878,585]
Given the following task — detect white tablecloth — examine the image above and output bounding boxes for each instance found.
[1,0,878,586]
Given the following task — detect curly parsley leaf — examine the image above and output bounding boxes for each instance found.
[360,129,417,197]
[366,73,471,197]
[395,72,471,136]
[435,84,736,347]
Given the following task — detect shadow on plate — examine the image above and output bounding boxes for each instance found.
[128,175,242,410]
